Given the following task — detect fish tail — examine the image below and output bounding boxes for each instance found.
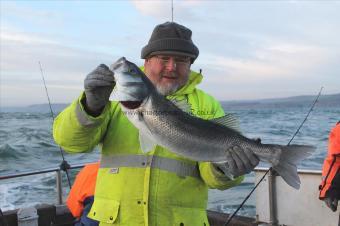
[272,144,315,189]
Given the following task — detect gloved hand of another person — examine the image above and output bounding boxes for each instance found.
[84,64,115,116]
[324,195,338,212]
[323,175,340,212]
[213,145,259,178]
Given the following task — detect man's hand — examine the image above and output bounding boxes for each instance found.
[214,146,259,178]
[84,64,115,116]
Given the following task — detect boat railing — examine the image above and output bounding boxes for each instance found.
[1,162,258,226]
[0,162,94,205]
[0,165,324,207]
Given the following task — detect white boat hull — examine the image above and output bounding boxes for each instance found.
[255,168,339,226]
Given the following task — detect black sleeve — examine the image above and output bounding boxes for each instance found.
[326,167,340,199]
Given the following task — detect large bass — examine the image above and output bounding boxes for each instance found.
[110,57,315,189]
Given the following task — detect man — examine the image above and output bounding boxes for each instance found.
[53,22,259,226]
[319,121,340,212]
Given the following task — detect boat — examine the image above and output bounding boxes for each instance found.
[0,164,339,226]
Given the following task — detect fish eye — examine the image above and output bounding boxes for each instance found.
[128,67,137,74]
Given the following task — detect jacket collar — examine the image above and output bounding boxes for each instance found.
[170,70,202,96]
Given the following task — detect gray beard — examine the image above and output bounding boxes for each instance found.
[155,83,181,96]
[151,72,189,96]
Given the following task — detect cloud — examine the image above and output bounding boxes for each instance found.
[0,27,119,106]
[1,29,59,45]
[130,0,202,21]
[198,41,330,81]
[131,0,169,18]
[192,40,339,100]
[1,27,118,75]
[1,1,63,27]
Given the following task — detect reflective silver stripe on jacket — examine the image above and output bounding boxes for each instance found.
[100,155,200,179]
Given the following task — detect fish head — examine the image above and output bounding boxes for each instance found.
[111,57,139,76]
[110,57,150,102]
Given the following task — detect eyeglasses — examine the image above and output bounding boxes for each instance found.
[153,55,191,68]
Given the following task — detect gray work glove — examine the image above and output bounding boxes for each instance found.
[84,64,115,116]
[213,145,259,178]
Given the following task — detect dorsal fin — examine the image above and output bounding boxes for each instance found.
[210,113,241,132]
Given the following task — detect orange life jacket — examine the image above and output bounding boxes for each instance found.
[319,122,340,199]
[66,162,99,217]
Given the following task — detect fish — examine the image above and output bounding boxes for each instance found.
[110,57,315,189]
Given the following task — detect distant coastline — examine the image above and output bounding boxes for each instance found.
[1,93,339,113]
[222,93,340,109]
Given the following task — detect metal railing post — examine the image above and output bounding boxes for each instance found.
[268,169,278,226]
[56,170,63,204]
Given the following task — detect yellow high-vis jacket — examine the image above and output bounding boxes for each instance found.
[53,70,244,226]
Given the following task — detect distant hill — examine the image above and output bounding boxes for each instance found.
[1,93,339,113]
[221,93,340,109]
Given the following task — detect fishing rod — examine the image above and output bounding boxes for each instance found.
[38,61,72,189]
[171,0,174,22]
[225,87,323,226]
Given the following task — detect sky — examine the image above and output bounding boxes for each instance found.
[1,0,340,107]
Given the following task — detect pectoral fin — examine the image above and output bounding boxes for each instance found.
[139,131,157,153]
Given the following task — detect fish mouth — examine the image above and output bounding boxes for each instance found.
[121,101,142,109]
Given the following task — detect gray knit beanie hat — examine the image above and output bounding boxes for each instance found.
[141,22,199,62]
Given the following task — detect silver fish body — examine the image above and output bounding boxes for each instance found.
[111,57,315,189]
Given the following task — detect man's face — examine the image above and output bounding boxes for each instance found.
[144,54,191,95]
